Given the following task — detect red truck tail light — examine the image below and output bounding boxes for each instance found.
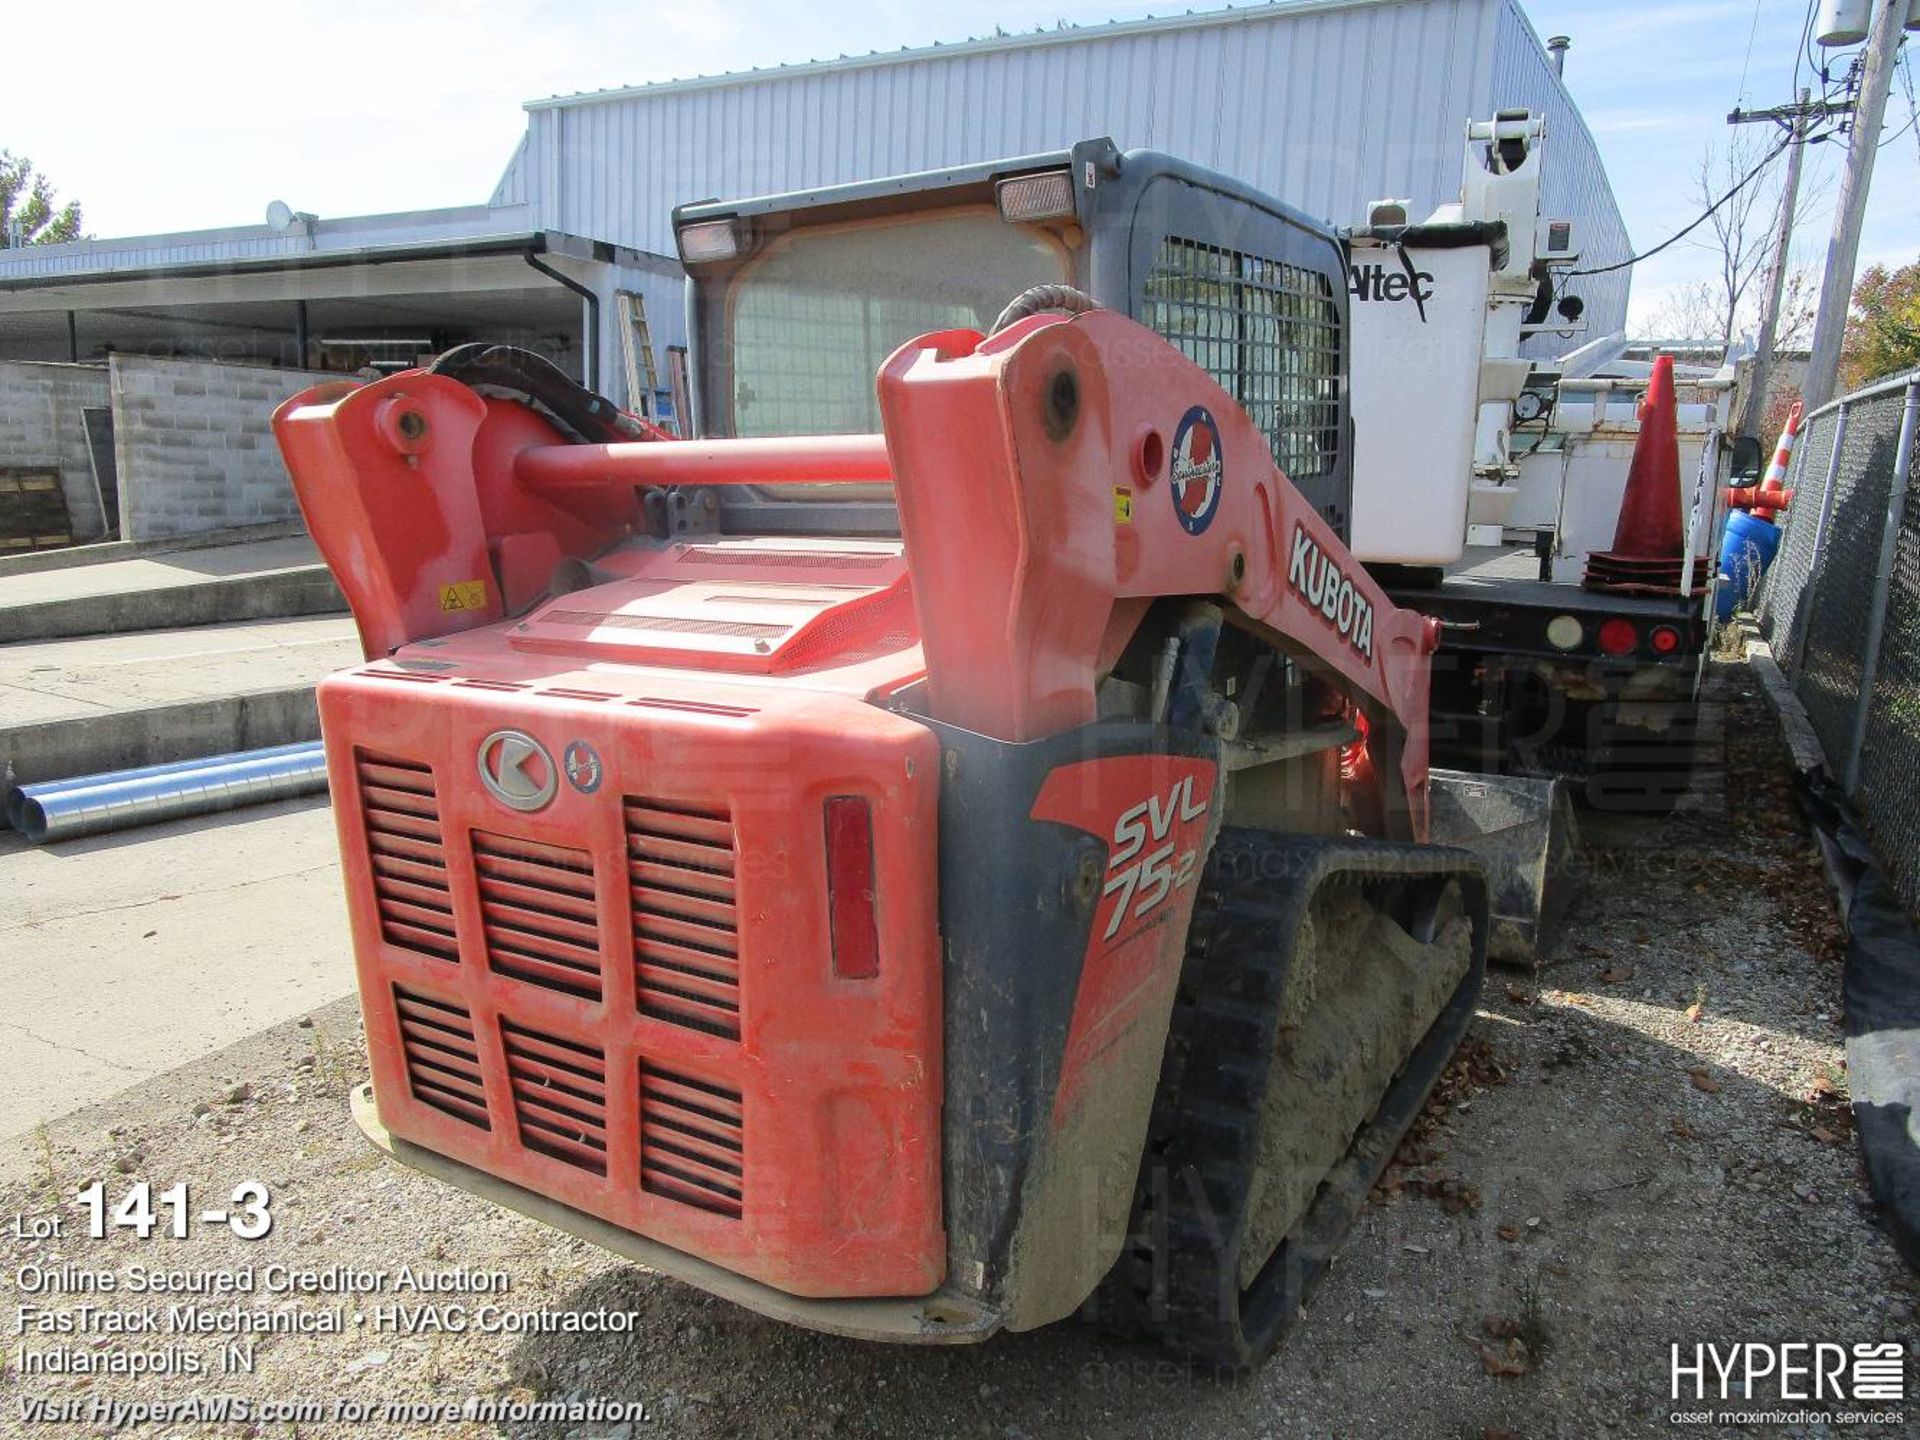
[1597,619,1637,656]
[1650,625,1681,655]
[825,796,880,979]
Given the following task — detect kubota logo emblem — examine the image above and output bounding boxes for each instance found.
[477,730,558,812]
[1170,405,1224,535]
[1289,522,1376,662]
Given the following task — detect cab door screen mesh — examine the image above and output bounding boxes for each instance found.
[1142,237,1341,483]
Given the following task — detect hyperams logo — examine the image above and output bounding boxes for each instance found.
[1669,1341,1907,1427]
[1289,523,1375,661]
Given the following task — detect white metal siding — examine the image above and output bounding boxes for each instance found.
[529,0,1510,255]
[490,134,531,207]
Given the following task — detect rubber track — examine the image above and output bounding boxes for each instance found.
[1091,827,1487,1368]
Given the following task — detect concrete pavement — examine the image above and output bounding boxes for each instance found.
[0,614,362,783]
[0,534,342,643]
[0,795,354,1139]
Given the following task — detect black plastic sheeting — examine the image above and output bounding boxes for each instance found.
[1804,776,1920,1270]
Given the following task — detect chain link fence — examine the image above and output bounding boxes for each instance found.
[1757,369,1920,913]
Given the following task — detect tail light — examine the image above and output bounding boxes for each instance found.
[1339,708,1372,783]
[1597,619,1638,656]
[1650,625,1681,655]
[824,796,879,979]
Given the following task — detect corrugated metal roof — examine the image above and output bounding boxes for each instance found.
[0,203,539,284]
[511,0,1630,344]
[525,0,1407,111]
[532,0,1502,253]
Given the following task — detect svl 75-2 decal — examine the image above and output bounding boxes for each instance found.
[1103,774,1210,940]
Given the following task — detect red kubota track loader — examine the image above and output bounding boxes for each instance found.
[274,144,1489,1368]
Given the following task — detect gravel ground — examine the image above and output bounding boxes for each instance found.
[3,660,1914,1440]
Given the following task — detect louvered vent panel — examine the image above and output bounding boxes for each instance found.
[640,1064,744,1217]
[624,797,741,1040]
[358,754,458,962]
[393,985,489,1130]
[501,1019,608,1174]
[472,832,603,1001]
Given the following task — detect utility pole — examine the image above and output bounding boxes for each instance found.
[1802,0,1914,412]
[1730,90,1818,436]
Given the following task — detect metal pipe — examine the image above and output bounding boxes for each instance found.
[1843,378,1919,792]
[3,740,321,832]
[524,249,601,392]
[514,433,892,490]
[10,742,329,845]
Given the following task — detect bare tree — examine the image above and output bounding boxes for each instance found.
[1773,265,1820,350]
[1647,279,1730,344]
[1687,128,1778,353]
[1649,130,1833,359]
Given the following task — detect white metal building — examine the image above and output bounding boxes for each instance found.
[0,0,1628,414]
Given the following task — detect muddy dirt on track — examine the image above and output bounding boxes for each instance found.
[3,661,1915,1440]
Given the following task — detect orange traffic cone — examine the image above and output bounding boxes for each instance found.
[1753,400,1802,521]
[1583,355,1710,595]
[1610,355,1682,555]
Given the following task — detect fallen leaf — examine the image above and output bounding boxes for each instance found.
[1670,1117,1697,1139]
[1811,1126,1838,1145]
[1809,1074,1837,1099]
[1497,1224,1521,1242]
[1484,1430,1524,1440]
[1505,985,1533,1006]
[1688,1068,1721,1094]
[1684,1001,1705,1023]
[1483,1315,1523,1339]
[1599,965,1636,984]
[1560,991,1595,1008]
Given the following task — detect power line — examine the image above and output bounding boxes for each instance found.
[1736,0,1764,104]
[1568,133,1799,278]
[1896,47,1920,163]
[1791,0,1818,99]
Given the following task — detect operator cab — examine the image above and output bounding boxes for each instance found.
[673,139,1352,541]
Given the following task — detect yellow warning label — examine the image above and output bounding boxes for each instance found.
[438,580,489,613]
[1113,489,1134,523]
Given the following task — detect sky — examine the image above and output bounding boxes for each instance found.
[2,0,1915,333]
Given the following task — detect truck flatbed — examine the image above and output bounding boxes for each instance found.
[1380,544,1706,668]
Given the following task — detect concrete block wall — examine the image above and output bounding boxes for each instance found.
[110,356,336,541]
[0,361,112,541]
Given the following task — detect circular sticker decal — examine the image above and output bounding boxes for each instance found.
[562,740,603,795]
[1170,405,1224,535]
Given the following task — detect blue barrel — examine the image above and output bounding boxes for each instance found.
[1716,509,1782,621]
